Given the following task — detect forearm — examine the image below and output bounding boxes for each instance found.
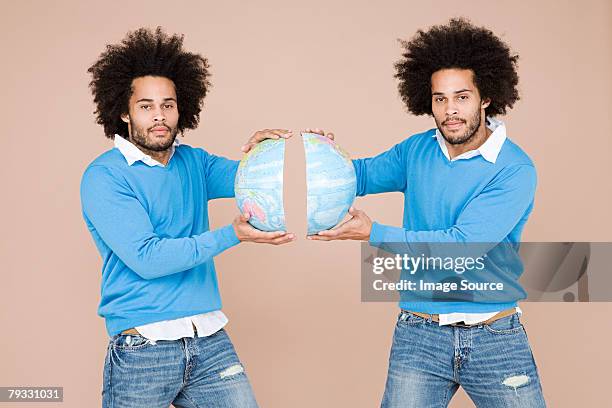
[352,141,408,196]
[206,157,239,200]
[118,224,240,280]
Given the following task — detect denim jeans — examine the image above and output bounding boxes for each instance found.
[381,311,546,408]
[102,328,258,407]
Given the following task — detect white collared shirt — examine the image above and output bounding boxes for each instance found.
[113,134,228,341]
[433,116,507,163]
[113,134,180,167]
[431,118,521,325]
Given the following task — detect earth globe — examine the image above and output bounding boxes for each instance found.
[234,133,356,234]
[234,138,286,231]
[302,132,356,235]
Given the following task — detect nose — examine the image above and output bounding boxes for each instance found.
[152,106,166,122]
[445,100,458,117]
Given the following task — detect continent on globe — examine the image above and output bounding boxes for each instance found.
[302,133,356,235]
[235,138,287,231]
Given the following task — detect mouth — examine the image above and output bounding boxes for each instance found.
[443,120,465,130]
[150,126,169,134]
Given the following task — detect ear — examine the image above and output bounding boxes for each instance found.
[481,98,491,109]
[121,112,129,123]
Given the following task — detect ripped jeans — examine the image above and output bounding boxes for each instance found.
[381,311,546,408]
[102,328,258,407]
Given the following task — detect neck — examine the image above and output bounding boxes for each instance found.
[147,150,172,166]
[446,119,492,160]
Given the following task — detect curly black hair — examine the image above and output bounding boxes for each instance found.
[395,17,519,117]
[88,27,211,138]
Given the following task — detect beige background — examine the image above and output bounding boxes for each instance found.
[1,0,611,406]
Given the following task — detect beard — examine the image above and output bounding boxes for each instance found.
[436,108,482,146]
[129,120,178,153]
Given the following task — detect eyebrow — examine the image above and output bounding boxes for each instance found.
[135,97,177,103]
[432,89,473,96]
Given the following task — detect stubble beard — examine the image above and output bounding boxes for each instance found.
[436,108,483,146]
[130,121,178,153]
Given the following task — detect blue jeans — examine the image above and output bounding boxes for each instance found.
[102,328,258,407]
[381,311,546,408]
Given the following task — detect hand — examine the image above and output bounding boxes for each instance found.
[232,212,296,245]
[307,207,372,241]
[303,128,334,141]
[241,129,293,153]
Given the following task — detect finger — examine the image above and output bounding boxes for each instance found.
[244,130,292,152]
[258,129,293,140]
[326,132,335,140]
[318,219,355,237]
[255,232,295,245]
[270,233,296,245]
[304,128,325,136]
[244,131,275,150]
[252,230,288,241]
[306,234,332,241]
[269,129,293,138]
[257,230,287,239]
[253,131,279,142]
[239,212,251,222]
[317,228,342,237]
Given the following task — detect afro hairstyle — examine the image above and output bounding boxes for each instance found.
[395,17,519,117]
[88,26,211,138]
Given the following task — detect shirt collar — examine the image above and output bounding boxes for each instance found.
[433,116,507,164]
[113,134,180,167]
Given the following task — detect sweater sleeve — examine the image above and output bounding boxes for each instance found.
[369,164,537,250]
[351,138,410,196]
[80,165,240,280]
[201,150,240,200]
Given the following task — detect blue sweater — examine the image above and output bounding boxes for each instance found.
[352,129,537,313]
[80,145,240,336]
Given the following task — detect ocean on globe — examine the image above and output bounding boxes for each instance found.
[234,138,286,231]
[302,133,356,235]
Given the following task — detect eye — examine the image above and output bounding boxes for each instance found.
[140,105,151,110]
[434,97,445,103]
[458,95,469,101]
[163,104,175,109]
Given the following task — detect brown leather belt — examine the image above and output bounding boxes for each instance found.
[404,307,517,327]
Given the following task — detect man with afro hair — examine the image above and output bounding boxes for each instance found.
[81,27,295,407]
[308,18,546,407]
